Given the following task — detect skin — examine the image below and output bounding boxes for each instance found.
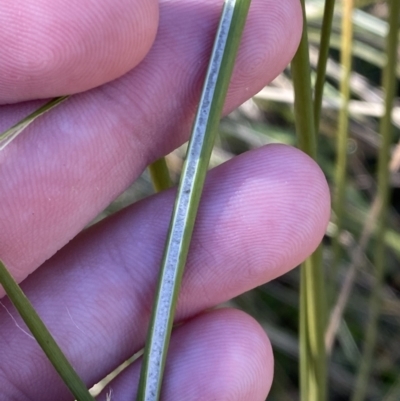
[0,0,330,400]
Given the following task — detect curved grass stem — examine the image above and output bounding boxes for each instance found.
[0,96,68,150]
[0,261,95,401]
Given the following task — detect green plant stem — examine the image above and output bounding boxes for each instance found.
[313,0,336,131]
[331,0,354,298]
[291,11,317,157]
[148,158,172,192]
[0,96,68,150]
[0,261,95,401]
[136,1,251,400]
[291,1,326,400]
[300,249,327,401]
[351,1,400,400]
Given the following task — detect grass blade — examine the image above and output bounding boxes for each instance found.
[313,0,336,131]
[291,0,327,400]
[0,96,68,150]
[291,21,317,156]
[148,158,172,192]
[136,1,251,400]
[0,261,95,401]
[331,0,355,297]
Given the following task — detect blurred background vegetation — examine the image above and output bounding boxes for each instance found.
[92,0,400,399]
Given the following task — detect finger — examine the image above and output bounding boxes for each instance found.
[96,309,273,401]
[0,0,159,103]
[0,0,302,292]
[0,145,330,399]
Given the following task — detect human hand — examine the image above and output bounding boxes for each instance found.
[0,0,330,399]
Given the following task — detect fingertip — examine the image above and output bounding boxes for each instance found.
[166,308,274,401]
[0,0,159,103]
[225,0,302,112]
[185,143,331,290]
[244,144,331,266]
[269,144,332,244]
[96,308,274,401]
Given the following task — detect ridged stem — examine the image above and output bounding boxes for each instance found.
[136,1,252,400]
[291,1,327,400]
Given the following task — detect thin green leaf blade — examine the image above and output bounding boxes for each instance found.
[0,261,95,401]
[136,1,252,400]
[0,96,68,150]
